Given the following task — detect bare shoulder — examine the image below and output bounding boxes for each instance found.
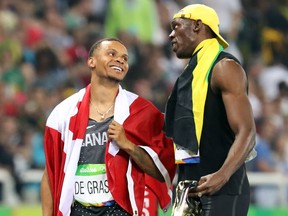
[211,58,247,93]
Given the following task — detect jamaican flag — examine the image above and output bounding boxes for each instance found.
[165,38,223,164]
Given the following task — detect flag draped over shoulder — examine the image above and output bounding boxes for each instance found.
[44,84,176,216]
[165,38,222,164]
[192,38,223,148]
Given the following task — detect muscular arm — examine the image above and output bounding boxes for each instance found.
[41,167,53,216]
[215,59,256,176]
[196,59,256,195]
[107,120,164,182]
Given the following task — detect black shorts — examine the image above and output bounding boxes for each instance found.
[70,201,131,216]
[200,194,250,216]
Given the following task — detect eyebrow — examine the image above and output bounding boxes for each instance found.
[171,18,186,25]
[171,20,177,25]
[171,20,178,28]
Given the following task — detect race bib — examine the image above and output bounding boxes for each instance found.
[74,164,114,206]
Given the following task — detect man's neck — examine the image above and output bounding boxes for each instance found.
[90,81,119,105]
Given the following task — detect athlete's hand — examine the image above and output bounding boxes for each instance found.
[107,120,131,150]
[191,171,229,197]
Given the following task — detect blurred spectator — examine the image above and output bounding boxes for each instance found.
[131,44,174,112]
[278,81,288,117]
[104,0,164,44]
[203,0,243,62]
[63,0,93,33]
[247,117,280,207]
[246,56,265,120]
[260,0,288,66]
[0,117,19,202]
[32,45,68,91]
[258,58,288,102]
[89,0,108,25]
[0,38,25,103]
[41,6,73,51]
[273,131,288,174]
[0,116,28,201]
[237,0,263,67]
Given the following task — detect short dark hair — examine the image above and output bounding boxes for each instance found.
[88,38,124,57]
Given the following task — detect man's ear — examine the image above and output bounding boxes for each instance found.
[193,19,203,31]
[87,57,95,68]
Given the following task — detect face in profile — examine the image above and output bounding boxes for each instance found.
[169,18,197,59]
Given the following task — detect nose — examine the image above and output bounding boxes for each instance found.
[169,30,175,40]
[115,56,124,64]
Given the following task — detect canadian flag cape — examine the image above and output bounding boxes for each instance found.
[44,84,176,216]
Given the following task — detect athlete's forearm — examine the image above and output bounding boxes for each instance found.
[219,130,255,180]
[124,141,165,182]
[107,120,165,182]
[41,168,54,216]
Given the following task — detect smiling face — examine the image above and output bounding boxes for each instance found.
[169,18,198,59]
[88,40,129,82]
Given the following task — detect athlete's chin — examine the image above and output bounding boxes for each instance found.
[175,51,191,59]
[109,76,123,83]
[172,46,177,53]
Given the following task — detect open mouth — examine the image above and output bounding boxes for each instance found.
[111,66,123,72]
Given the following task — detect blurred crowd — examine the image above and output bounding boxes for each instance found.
[0,0,288,208]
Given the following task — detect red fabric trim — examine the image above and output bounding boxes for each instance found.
[44,127,66,216]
